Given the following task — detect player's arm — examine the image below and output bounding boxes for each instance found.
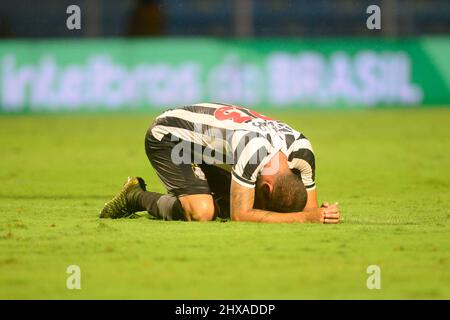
[230,180,339,223]
[303,188,319,211]
[288,149,327,212]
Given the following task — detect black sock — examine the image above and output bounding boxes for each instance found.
[138,191,185,221]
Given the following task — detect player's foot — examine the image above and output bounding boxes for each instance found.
[99,177,147,219]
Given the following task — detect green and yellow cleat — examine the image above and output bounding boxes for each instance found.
[99,177,147,219]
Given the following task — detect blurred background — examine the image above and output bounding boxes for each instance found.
[0,0,449,38]
[0,0,448,112]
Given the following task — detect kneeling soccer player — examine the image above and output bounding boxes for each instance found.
[100,103,340,223]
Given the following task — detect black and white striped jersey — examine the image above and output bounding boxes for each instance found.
[150,103,316,190]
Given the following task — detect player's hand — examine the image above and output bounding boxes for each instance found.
[303,203,340,224]
[321,202,338,208]
[322,202,340,224]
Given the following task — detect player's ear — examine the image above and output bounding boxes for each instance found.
[262,181,273,196]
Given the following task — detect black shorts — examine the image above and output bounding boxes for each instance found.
[145,127,231,218]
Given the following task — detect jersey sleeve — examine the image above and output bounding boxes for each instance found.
[287,138,316,190]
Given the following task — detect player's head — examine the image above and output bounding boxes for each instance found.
[255,170,307,213]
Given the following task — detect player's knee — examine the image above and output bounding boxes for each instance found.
[190,201,215,221]
[181,198,215,221]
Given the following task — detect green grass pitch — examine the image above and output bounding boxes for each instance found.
[0,108,449,299]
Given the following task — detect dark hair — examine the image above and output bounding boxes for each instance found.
[267,171,307,213]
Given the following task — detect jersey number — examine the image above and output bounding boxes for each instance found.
[214,105,273,123]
